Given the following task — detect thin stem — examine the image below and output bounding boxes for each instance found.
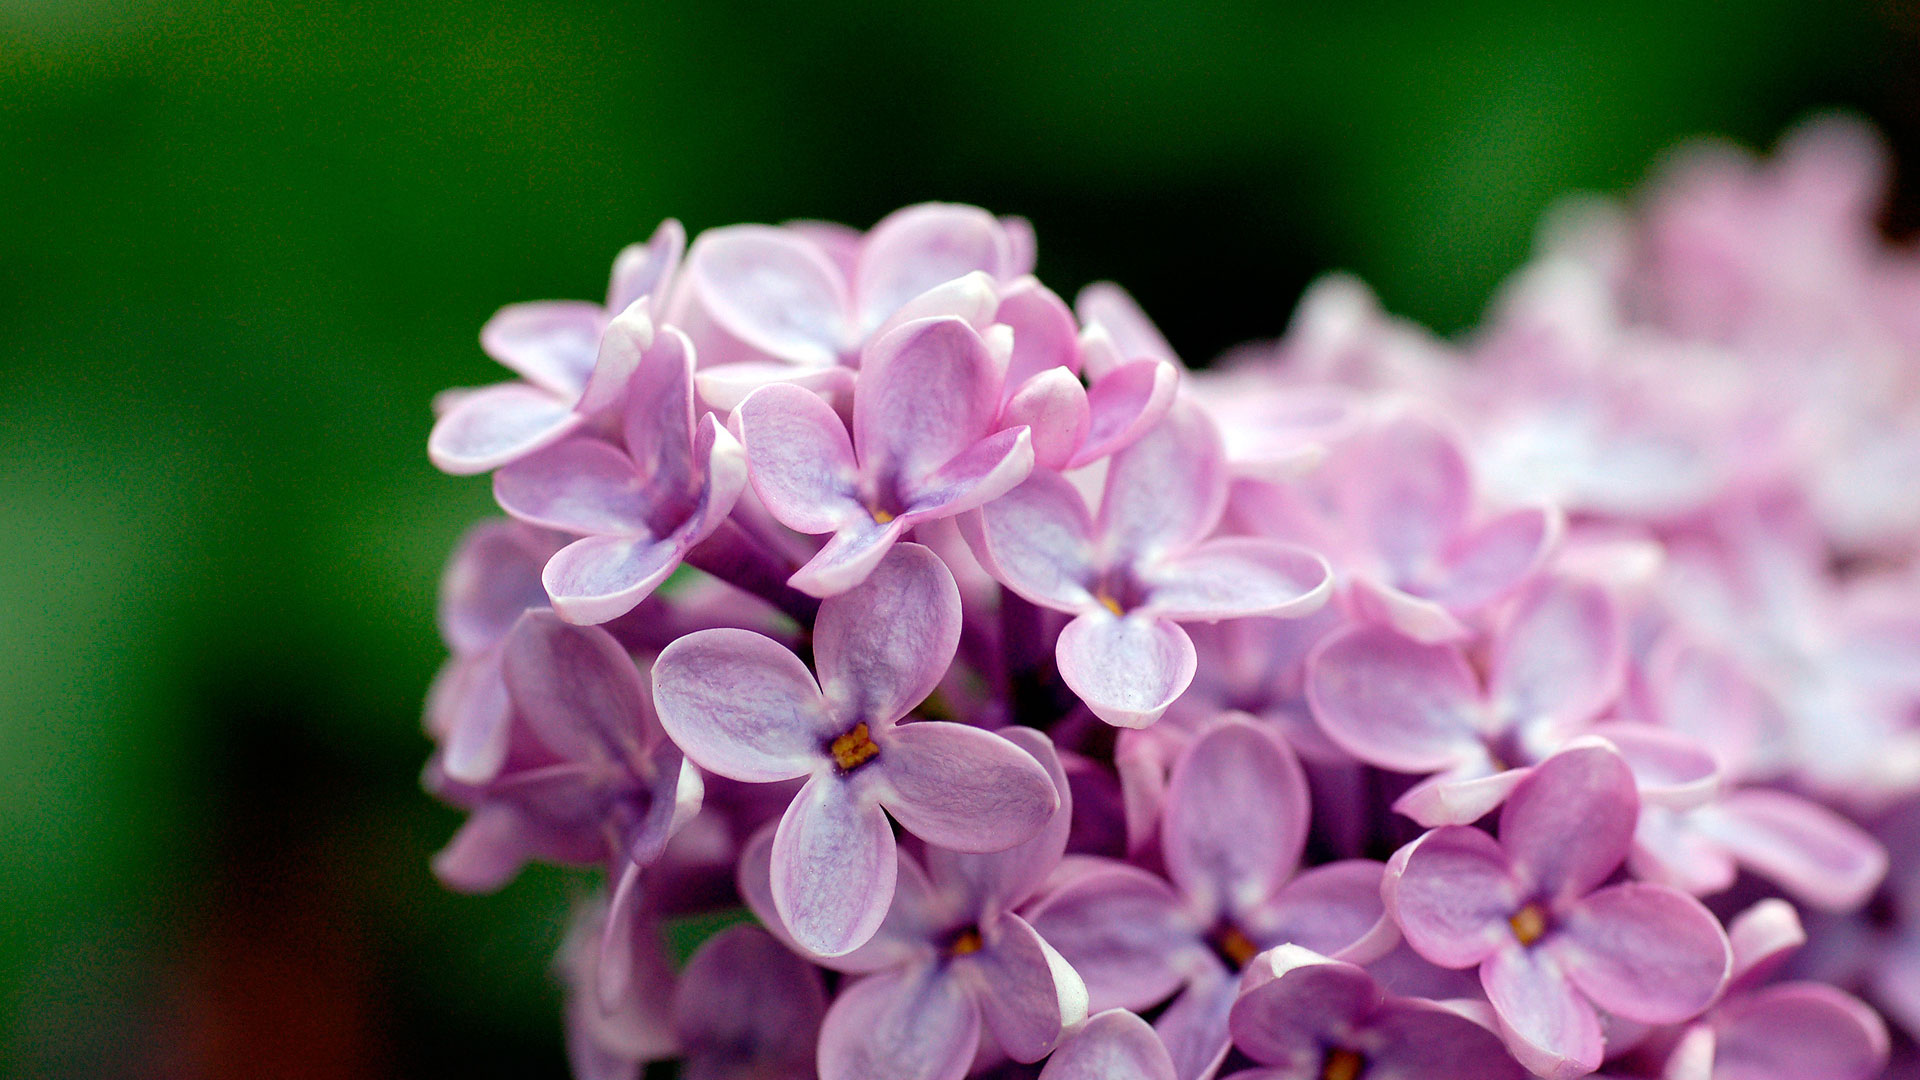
[685,519,820,625]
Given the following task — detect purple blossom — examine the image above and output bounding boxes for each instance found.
[1383,739,1732,1078]
[650,543,1058,955]
[964,400,1332,727]
[671,924,827,1080]
[1040,1010,1177,1080]
[1224,944,1527,1080]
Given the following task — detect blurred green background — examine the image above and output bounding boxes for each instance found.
[2,1,1915,1076]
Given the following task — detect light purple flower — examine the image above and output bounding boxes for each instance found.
[430,219,685,474]
[671,924,827,1080]
[492,325,748,624]
[1238,414,1560,644]
[1040,1010,1178,1080]
[738,727,1087,1080]
[1224,944,1527,1080]
[734,316,1035,597]
[1383,739,1731,1079]
[650,543,1058,955]
[558,893,676,1080]
[1028,716,1395,1080]
[964,400,1332,727]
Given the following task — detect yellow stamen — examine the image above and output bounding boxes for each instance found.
[950,928,983,956]
[829,722,880,771]
[1096,590,1125,617]
[1215,926,1259,968]
[869,507,895,524]
[1321,1047,1365,1080]
[1509,902,1548,947]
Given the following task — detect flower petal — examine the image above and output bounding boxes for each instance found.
[682,224,848,367]
[1003,367,1091,471]
[925,726,1072,914]
[1162,717,1309,921]
[900,425,1035,520]
[1073,358,1181,468]
[428,381,583,475]
[998,277,1082,388]
[1710,983,1889,1080]
[1424,505,1560,613]
[1099,399,1228,563]
[878,721,1058,852]
[437,656,513,784]
[1489,578,1625,752]
[1366,998,1531,1080]
[500,610,651,766]
[1547,882,1730,1024]
[1154,965,1237,1080]
[1076,281,1178,364]
[1695,790,1888,913]
[1382,826,1521,969]
[543,534,686,626]
[736,825,938,974]
[963,912,1089,1062]
[651,627,833,782]
[620,327,699,507]
[1243,860,1396,964]
[1392,763,1530,829]
[1039,1009,1178,1080]
[1481,944,1604,1080]
[479,300,604,397]
[1142,538,1332,621]
[436,521,556,655]
[606,218,685,315]
[693,357,857,413]
[1588,722,1721,810]
[1056,611,1198,728]
[493,437,649,536]
[576,301,654,416]
[813,542,961,725]
[962,470,1101,613]
[816,963,981,1080]
[1499,739,1638,901]
[672,925,826,1080]
[788,515,909,598]
[1305,624,1484,773]
[735,382,865,534]
[771,773,898,956]
[1024,859,1194,1014]
[854,316,1008,492]
[1335,416,1472,578]
[1229,945,1379,1070]
[855,203,1015,333]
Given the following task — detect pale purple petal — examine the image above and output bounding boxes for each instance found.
[816,963,981,1080]
[1141,538,1332,621]
[813,542,961,725]
[493,438,649,535]
[735,382,865,533]
[1024,860,1194,1013]
[673,925,825,1080]
[998,277,1082,388]
[1392,764,1530,829]
[1499,739,1638,900]
[1711,983,1890,1080]
[1725,898,1804,987]
[772,773,898,956]
[1154,965,1237,1080]
[1589,722,1721,810]
[693,358,856,413]
[899,425,1035,519]
[1161,717,1309,920]
[543,534,684,626]
[683,225,848,367]
[620,327,698,505]
[651,628,834,782]
[606,218,685,316]
[736,825,939,975]
[1039,1009,1177,1080]
[1227,945,1378,1068]
[1696,790,1888,912]
[1073,358,1181,468]
[962,470,1100,612]
[867,271,1000,343]
[853,316,1008,491]
[1098,400,1228,562]
[1341,417,1472,577]
[429,381,583,475]
[878,721,1057,852]
[1077,282,1178,364]
[500,610,650,766]
[1346,577,1473,644]
[1305,624,1484,773]
[855,203,1015,332]
[788,516,909,598]
[1003,368,1090,471]
[480,300,603,397]
[436,521,556,655]
[432,803,536,893]
[1423,506,1560,612]
[1383,826,1521,969]
[1489,579,1625,747]
[1243,860,1396,964]
[963,912,1089,1062]
[925,726,1072,913]
[1547,882,1730,1024]
[576,301,654,415]
[1056,611,1198,728]
[1367,998,1530,1080]
[438,657,513,784]
[1481,945,1604,1080]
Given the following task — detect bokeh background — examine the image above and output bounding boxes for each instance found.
[3,1,1917,1076]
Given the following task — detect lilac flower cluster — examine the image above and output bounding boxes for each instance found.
[422,122,1920,1079]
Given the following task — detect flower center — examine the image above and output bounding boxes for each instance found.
[869,506,895,524]
[1096,589,1125,616]
[1509,901,1549,946]
[1321,1047,1366,1080]
[1210,924,1261,969]
[949,927,984,957]
[828,722,881,772]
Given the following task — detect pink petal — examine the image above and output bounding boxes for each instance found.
[735,825,938,975]
[1339,416,1472,578]
[437,656,512,784]
[1073,358,1180,468]
[997,277,1082,388]
[771,773,898,957]
[1346,577,1473,644]
[878,721,1058,852]
[1696,789,1888,912]
[1244,860,1397,964]
[1003,368,1091,471]
[493,438,648,535]
[1392,764,1531,828]
[1056,611,1198,728]
[1364,998,1532,1080]
[1024,859,1194,1014]
[671,924,825,1080]
[855,203,1015,333]
[1499,739,1638,900]
[1098,399,1228,562]
[1153,966,1237,1080]
[479,300,604,397]
[1725,898,1805,987]
[620,327,698,504]
[1161,717,1309,920]
[735,382,864,533]
[816,964,981,1080]
[1383,826,1523,969]
[1424,505,1561,613]
[693,358,856,413]
[650,628,834,782]
[853,316,1008,493]
[1141,538,1332,621]
[1481,945,1604,1080]
[962,470,1100,613]
[1548,881,1731,1024]
[925,726,1073,914]
[788,516,909,598]
[605,218,685,316]
[1489,578,1625,751]
[428,381,584,475]
[682,224,848,367]
[499,611,650,766]
[543,534,685,626]
[962,912,1089,1062]
[1227,945,1379,1068]
[1710,983,1890,1080]
[899,425,1035,519]
[813,542,961,725]
[867,270,1000,343]
[436,521,557,655]
[1304,624,1484,773]
[576,301,654,415]
[1076,281,1178,364]
[1588,722,1721,810]
[1039,1009,1177,1080]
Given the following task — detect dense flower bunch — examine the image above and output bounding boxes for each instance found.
[422,119,1920,1080]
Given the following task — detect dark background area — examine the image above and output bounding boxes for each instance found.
[2,2,1916,1076]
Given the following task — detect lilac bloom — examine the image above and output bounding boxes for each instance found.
[650,543,1058,955]
[734,316,1035,597]
[1224,944,1527,1080]
[426,611,702,895]
[1238,414,1560,643]
[671,924,827,1080]
[737,727,1086,1080]
[492,325,747,624]
[1383,739,1731,1079]
[430,219,684,474]
[1308,575,1651,826]
[558,893,676,1080]
[1040,1010,1178,1080]
[964,399,1332,727]
[1028,716,1396,1080]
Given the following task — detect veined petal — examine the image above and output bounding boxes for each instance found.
[1099,399,1229,563]
[998,276,1082,388]
[436,521,556,655]
[494,438,649,536]
[576,301,654,415]
[900,425,1035,519]
[1227,945,1378,1069]
[788,515,909,598]
[1024,859,1194,1014]
[1243,860,1396,964]
[735,382,865,534]
[500,611,650,767]
[816,963,980,1080]
[1499,739,1638,901]
[771,773,898,957]
[1003,368,1091,471]
[621,327,698,506]
[683,224,848,367]
[1695,790,1888,912]
[1392,763,1530,829]
[963,912,1089,1062]
[1305,624,1484,773]
[429,381,583,475]
[693,358,856,413]
[543,534,685,626]
[1154,965,1237,1080]
[1383,826,1521,969]
[962,470,1100,613]
[813,542,961,725]
[1548,882,1731,1024]
[736,825,938,974]
[854,316,1008,491]
[855,202,1016,333]
[878,721,1057,853]
[1141,538,1331,621]
[925,727,1072,914]
[1481,945,1603,1080]
[1073,358,1180,468]
[1161,717,1310,921]
[650,628,834,782]
[1056,611,1198,729]
[1039,1009,1177,1080]
[479,300,604,398]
